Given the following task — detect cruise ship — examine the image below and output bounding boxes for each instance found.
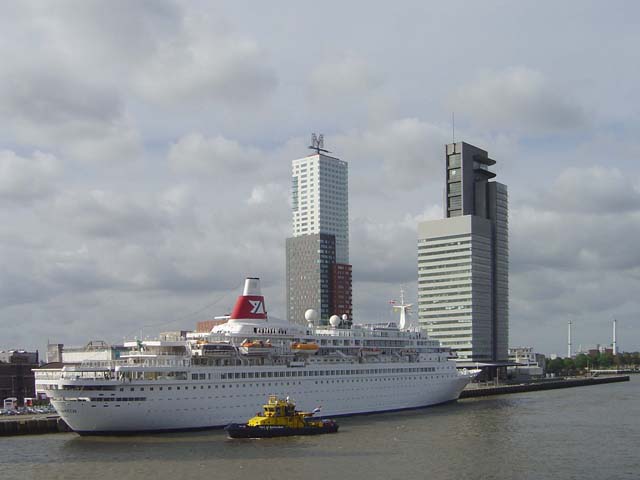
[35,278,476,434]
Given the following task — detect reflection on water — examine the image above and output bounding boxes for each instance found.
[2,377,639,480]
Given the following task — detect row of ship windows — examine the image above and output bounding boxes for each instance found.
[84,366,447,385]
[204,376,451,390]
[92,397,146,402]
[56,375,456,397]
[219,366,440,379]
[88,395,454,413]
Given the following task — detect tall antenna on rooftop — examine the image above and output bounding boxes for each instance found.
[452,112,455,144]
[309,133,330,154]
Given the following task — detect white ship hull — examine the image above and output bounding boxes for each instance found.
[48,364,471,434]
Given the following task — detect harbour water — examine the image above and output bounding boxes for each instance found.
[2,376,638,480]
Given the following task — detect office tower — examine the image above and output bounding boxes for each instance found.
[417,142,508,363]
[286,136,352,325]
[286,233,336,323]
[0,350,39,406]
[291,140,349,263]
[330,263,353,322]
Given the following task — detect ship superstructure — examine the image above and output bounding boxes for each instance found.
[35,278,475,434]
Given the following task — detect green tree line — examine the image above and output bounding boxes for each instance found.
[546,352,640,375]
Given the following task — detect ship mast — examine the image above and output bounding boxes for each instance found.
[391,289,413,330]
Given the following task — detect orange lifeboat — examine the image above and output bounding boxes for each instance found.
[291,342,320,354]
[239,339,273,355]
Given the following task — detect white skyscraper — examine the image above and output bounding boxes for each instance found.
[417,142,508,363]
[291,150,349,263]
[286,136,352,324]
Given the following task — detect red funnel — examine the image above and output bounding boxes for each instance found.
[230,277,267,320]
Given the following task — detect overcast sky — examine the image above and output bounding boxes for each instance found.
[1,1,638,357]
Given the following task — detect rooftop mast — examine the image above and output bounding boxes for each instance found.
[308,133,330,154]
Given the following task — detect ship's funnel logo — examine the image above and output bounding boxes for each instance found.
[249,300,265,315]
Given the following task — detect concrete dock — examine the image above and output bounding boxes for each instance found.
[0,415,71,436]
[460,375,630,398]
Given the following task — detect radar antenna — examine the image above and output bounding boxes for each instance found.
[309,133,330,154]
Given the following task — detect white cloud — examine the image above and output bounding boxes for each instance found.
[0,150,59,203]
[168,133,263,176]
[511,166,640,274]
[453,67,588,134]
[18,1,182,75]
[334,118,450,192]
[247,183,287,206]
[308,56,381,102]
[545,166,640,214]
[0,68,121,126]
[53,189,183,241]
[159,184,193,215]
[0,66,142,164]
[0,1,276,165]
[133,13,277,107]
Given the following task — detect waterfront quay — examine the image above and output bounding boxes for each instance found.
[461,374,630,398]
[0,414,71,436]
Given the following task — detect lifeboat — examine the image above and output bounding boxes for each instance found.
[239,339,273,355]
[290,342,319,354]
[225,396,338,438]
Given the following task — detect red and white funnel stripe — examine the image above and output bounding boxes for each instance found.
[230,277,267,321]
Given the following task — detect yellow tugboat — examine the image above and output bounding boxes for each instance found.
[225,396,339,438]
